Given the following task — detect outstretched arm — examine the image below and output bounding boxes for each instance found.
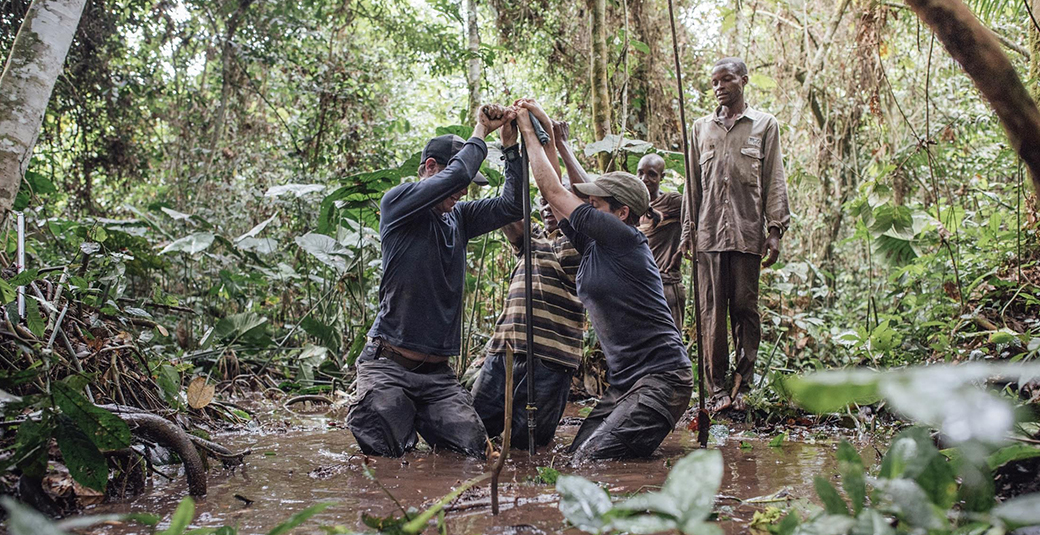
[553,121,590,186]
[516,99,561,181]
[517,105,583,220]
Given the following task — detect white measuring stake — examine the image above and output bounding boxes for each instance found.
[16,211,26,320]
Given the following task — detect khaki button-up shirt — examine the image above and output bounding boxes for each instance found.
[680,105,791,255]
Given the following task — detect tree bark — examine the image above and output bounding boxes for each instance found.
[465,0,482,124]
[589,0,612,170]
[1029,0,1040,100]
[906,0,1040,194]
[0,0,87,219]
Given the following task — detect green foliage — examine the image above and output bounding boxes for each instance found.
[54,417,110,492]
[51,381,132,450]
[771,364,1040,535]
[534,466,560,485]
[556,450,724,535]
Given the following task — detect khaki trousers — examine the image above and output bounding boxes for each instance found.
[696,251,761,395]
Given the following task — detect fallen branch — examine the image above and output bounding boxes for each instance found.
[99,404,207,496]
[491,345,514,515]
[402,472,492,534]
[189,435,251,467]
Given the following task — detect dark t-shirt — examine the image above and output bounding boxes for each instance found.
[559,203,689,391]
[368,138,524,355]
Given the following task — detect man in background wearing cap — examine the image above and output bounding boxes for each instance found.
[347,104,522,458]
[680,57,791,412]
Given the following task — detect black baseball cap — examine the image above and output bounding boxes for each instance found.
[420,134,488,185]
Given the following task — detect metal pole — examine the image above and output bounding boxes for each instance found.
[16,211,26,321]
[521,141,537,456]
[666,0,709,448]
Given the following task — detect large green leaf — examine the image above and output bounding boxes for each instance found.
[616,450,723,524]
[556,475,614,534]
[814,476,849,515]
[55,417,109,492]
[159,497,195,535]
[992,493,1040,529]
[211,312,269,344]
[235,214,279,242]
[869,478,947,530]
[986,443,1040,470]
[300,315,341,354]
[14,418,51,478]
[1,496,72,535]
[607,514,678,534]
[160,232,215,255]
[265,184,327,198]
[837,441,866,515]
[295,232,353,274]
[787,363,1040,444]
[52,381,131,451]
[850,509,894,535]
[784,369,881,413]
[266,502,335,535]
[0,278,15,304]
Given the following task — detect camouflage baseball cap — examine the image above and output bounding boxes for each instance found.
[572,172,650,215]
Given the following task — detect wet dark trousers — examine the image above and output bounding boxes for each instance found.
[470,353,573,449]
[569,367,693,460]
[346,344,487,458]
[697,251,761,394]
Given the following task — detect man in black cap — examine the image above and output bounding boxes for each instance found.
[347,104,523,458]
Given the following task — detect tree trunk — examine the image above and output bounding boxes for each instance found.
[0,0,87,219]
[906,0,1040,194]
[211,0,254,154]
[1029,0,1040,100]
[589,0,612,170]
[465,0,481,124]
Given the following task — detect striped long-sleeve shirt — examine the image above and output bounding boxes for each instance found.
[484,226,585,369]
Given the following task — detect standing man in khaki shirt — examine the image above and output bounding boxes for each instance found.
[638,153,685,331]
[680,57,791,412]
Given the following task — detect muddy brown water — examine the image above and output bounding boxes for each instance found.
[85,404,876,535]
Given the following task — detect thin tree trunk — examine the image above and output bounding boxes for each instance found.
[793,0,852,125]
[1029,0,1040,100]
[465,0,481,124]
[589,0,611,170]
[211,0,254,154]
[906,0,1040,194]
[0,0,87,218]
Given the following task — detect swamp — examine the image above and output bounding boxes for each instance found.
[2,0,1040,533]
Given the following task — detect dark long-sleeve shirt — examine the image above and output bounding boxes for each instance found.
[560,203,689,391]
[368,138,524,356]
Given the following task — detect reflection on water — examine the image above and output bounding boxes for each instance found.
[85,408,873,535]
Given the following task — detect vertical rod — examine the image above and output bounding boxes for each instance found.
[16,211,26,321]
[666,0,709,448]
[521,141,537,456]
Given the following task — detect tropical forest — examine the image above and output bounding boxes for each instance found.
[1,0,1040,533]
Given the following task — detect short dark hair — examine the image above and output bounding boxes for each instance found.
[606,196,660,227]
[713,57,748,77]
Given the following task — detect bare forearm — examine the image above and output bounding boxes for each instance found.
[557,140,590,185]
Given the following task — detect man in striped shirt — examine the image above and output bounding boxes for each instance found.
[470,121,586,450]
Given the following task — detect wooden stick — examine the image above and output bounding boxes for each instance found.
[491,345,514,515]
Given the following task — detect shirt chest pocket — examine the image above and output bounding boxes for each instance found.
[738,146,763,186]
[698,149,716,176]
